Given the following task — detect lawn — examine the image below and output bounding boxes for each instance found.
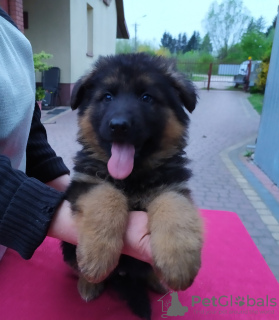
[248,93,264,114]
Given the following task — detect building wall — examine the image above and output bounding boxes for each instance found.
[70,0,117,83]
[23,0,71,84]
[22,0,118,105]
[0,0,9,15]
[0,0,24,32]
[254,13,279,186]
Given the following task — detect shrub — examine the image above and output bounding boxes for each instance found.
[33,51,53,72]
[35,86,45,101]
[33,51,52,101]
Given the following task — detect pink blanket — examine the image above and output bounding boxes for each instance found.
[0,210,278,319]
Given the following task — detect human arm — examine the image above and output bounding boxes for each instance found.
[122,211,152,265]
[0,155,152,264]
[25,103,70,182]
[48,202,152,265]
[0,155,64,259]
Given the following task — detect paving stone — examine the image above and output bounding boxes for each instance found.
[260,215,279,226]
[257,237,278,246]
[269,263,279,275]
[267,225,279,233]
[248,228,271,237]
[257,208,272,216]
[252,202,268,210]
[255,244,273,255]
[263,255,279,266]
[271,233,279,241]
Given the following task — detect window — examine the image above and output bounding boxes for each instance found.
[87,4,93,57]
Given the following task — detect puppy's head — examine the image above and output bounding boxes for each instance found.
[71,53,197,180]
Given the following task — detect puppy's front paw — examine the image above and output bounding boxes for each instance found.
[148,191,203,291]
[76,239,121,283]
[74,183,129,282]
[78,275,105,302]
[153,244,201,291]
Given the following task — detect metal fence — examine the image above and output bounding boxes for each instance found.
[176,61,242,90]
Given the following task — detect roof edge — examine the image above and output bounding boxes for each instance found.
[116,0,129,39]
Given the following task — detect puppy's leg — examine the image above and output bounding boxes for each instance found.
[78,275,105,302]
[147,191,203,291]
[75,183,128,283]
[147,271,168,294]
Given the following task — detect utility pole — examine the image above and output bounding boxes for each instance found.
[134,23,138,52]
[133,15,147,52]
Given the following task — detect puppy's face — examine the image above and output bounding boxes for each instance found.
[72,53,197,179]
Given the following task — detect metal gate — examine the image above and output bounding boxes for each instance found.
[176,61,244,90]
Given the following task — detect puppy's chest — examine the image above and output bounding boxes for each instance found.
[114,182,163,211]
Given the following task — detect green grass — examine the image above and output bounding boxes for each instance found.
[244,150,254,158]
[248,93,264,114]
[226,86,244,91]
[191,75,206,81]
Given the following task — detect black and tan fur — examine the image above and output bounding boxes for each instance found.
[62,53,203,320]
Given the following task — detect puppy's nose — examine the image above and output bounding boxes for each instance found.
[109,118,130,134]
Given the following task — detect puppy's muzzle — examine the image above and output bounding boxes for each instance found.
[109,117,131,137]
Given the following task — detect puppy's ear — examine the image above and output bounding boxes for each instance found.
[71,77,87,110]
[169,71,198,113]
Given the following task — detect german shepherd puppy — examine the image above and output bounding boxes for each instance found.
[62,53,203,320]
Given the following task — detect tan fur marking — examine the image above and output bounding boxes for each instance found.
[77,275,105,302]
[75,183,128,283]
[78,107,109,162]
[72,172,102,184]
[103,75,119,86]
[147,191,203,291]
[136,75,154,86]
[146,109,185,167]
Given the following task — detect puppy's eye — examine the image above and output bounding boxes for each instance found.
[103,93,113,102]
[140,94,153,103]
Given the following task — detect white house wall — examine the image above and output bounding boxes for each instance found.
[23,0,118,105]
[70,0,117,83]
[23,0,71,84]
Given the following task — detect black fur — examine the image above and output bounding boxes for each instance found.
[62,53,198,319]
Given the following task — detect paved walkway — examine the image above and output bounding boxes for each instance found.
[42,89,279,281]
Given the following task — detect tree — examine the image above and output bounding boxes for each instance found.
[177,33,182,53]
[266,15,277,37]
[200,33,213,53]
[181,33,187,53]
[155,47,172,57]
[203,0,251,57]
[160,32,174,52]
[186,31,201,51]
[241,31,269,60]
[116,39,133,54]
[246,16,266,33]
[170,38,177,54]
[176,33,188,54]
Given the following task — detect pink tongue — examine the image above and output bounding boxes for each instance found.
[108,143,135,180]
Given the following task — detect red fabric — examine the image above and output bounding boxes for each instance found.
[0,210,278,319]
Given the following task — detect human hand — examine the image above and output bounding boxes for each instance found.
[46,174,71,192]
[49,203,152,265]
[122,211,152,265]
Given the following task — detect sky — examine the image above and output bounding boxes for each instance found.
[123,0,279,46]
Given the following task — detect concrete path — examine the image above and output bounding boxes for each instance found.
[42,89,279,281]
